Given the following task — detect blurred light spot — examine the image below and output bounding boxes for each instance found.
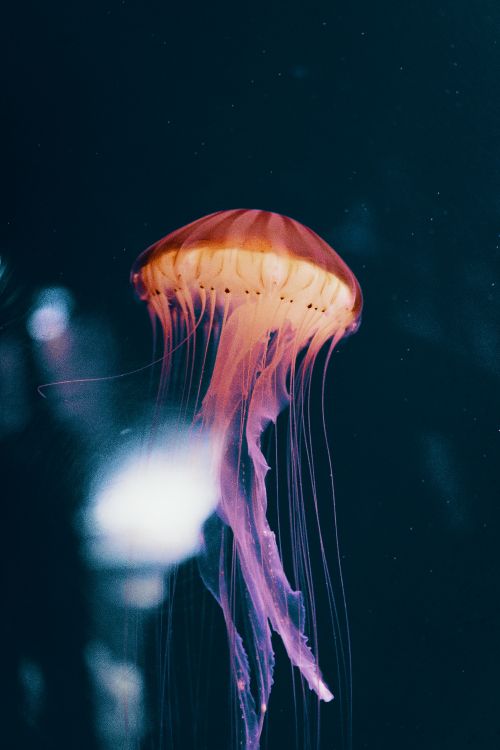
[120,572,165,609]
[86,642,144,746]
[27,286,74,342]
[86,434,218,567]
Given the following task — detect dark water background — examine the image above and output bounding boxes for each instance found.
[1,2,499,749]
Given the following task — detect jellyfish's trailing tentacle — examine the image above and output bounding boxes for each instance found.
[200,305,333,747]
[198,508,274,750]
[224,478,333,703]
[200,420,276,748]
[198,513,268,750]
[237,337,333,702]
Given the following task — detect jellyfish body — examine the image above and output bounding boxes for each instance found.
[132,209,362,749]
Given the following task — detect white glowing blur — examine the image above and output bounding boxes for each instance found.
[87,438,218,567]
[27,287,74,342]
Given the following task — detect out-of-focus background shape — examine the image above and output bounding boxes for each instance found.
[1,1,498,749]
[86,434,218,568]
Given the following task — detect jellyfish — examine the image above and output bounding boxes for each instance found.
[131,209,362,749]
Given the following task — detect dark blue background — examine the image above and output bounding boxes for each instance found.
[2,1,499,749]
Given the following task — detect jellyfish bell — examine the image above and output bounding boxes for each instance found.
[132,208,361,346]
[132,209,362,749]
